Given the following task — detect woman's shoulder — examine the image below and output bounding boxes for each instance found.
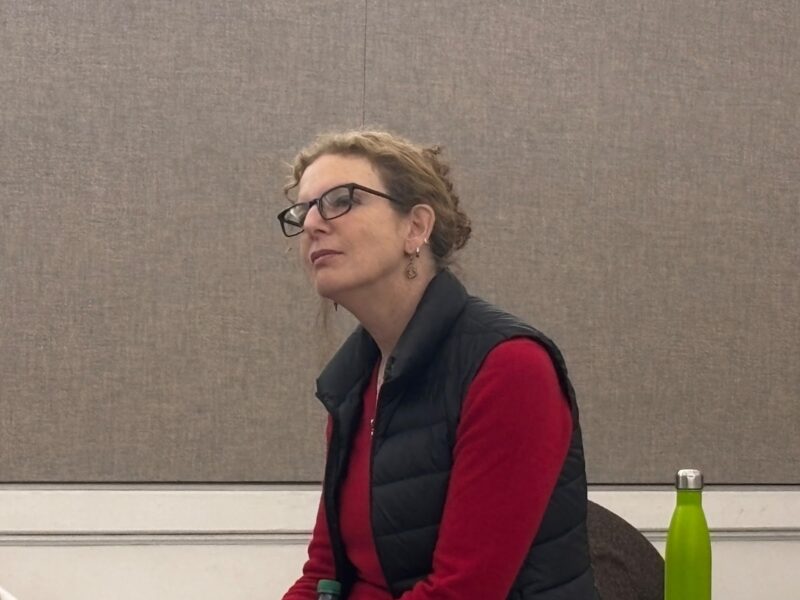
[458,296,553,340]
[480,337,559,382]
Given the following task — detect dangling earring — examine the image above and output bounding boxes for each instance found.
[405,247,420,279]
[333,302,339,312]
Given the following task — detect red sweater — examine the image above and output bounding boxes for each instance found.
[283,338,573,600]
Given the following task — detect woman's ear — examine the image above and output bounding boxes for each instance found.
[405,204,436,253]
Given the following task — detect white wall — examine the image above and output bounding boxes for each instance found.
[1,485,798,599]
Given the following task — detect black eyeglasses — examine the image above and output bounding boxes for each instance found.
[277,183,400,237]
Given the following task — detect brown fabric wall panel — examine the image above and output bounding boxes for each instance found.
[364,1,799,482]
[1,1,798,484]
[0,1,366,481]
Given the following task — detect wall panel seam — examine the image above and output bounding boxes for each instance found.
[362,0,368,125]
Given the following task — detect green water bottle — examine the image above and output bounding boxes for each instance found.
[316,579,341,600]
[664,468,712,600]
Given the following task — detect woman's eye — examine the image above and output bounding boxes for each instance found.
[328,194,352,208]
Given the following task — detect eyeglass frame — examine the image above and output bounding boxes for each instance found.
[277,182,401,238]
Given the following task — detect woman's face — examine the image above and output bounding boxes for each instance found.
[295,154,410,301]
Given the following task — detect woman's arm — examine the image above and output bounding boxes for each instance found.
[401,338,573,600]
[282,420,337,600]
[281,495,337,600]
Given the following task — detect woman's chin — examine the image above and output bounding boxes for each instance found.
[312,274,348,301]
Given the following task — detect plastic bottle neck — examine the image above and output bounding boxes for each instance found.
[676,489,703,506]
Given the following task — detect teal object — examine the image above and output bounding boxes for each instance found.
[664,469,712,600]
[316,579,342,600]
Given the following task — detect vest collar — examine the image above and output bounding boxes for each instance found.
[316,269,468,409]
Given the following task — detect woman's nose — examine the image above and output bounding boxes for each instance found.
[303,202,328,234]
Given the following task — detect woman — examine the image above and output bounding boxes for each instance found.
[278,130,597,600]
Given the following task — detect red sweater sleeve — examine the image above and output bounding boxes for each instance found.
[282,420,337,600]
[401,338,573,600]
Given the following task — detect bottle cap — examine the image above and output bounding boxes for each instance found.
[675,468,704,490]
[317,579,341,596]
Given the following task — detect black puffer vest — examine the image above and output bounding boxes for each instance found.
[316,270,597,599]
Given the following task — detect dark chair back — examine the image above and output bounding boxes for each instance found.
[586,500,664,600]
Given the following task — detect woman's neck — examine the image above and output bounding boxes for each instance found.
[342,270,436,364]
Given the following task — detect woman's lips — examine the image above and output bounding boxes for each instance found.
[310,250,342,265]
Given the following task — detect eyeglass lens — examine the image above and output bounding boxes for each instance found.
[281,185,354,236]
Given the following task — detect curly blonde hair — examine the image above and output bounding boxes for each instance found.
[284,130,471,269]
